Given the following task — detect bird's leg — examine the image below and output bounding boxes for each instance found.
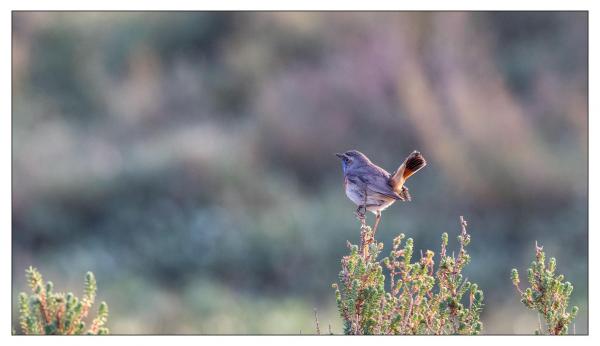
[355,205,366,219]
[372,211,382,239]
[355,206,367,233]
[354,190,368,222]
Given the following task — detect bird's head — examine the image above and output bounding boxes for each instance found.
[335,150,370,174]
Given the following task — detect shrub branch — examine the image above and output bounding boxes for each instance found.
[16,267,110,335]
[511,242,578,335]
[332,216,484,335]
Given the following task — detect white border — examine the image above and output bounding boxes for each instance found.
[0,0,597,11]
[1,1,595,345]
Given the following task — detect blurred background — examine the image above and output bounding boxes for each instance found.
[12,12,587,334]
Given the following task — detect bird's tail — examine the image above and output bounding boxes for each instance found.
[398,185,411,201]
[390,151,427,194]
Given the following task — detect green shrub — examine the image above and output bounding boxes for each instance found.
[511,242,578,335]
[16,267,109,335]
[332,217,484,335]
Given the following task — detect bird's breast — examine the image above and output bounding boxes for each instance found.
[344,177,366,206]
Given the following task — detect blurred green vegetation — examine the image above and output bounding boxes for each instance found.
[12,12,587,334]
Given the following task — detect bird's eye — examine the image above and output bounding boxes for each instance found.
[344,157,350,163]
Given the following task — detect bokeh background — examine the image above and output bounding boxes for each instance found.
[12,12,588,334]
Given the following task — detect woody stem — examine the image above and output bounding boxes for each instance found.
[372,212,382,238]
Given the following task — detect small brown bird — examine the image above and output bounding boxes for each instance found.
[335,150,426,234]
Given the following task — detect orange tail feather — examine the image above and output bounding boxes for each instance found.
[390,151,426,193]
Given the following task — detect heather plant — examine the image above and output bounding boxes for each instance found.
[511,242,578,335]
[332,217,484,335]
[16,267,109,335]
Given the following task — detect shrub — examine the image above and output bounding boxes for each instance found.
[16,267,109,335]
[332,217,484,335]
[511,242,579,335]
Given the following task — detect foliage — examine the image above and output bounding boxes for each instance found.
[332,217,484,335]
[16,267,109,335]
[511,242,578,335]
[12,12,587,333]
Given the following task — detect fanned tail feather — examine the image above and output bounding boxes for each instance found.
[390,150,426,194]
[403,151,426,179]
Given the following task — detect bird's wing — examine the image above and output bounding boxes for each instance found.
[365,176,403,200]
[346,174,366,188]
[352,168,402,200]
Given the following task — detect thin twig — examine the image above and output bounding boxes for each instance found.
[401,293,414,332]
[314,308,321,335]
[372,212,382,238]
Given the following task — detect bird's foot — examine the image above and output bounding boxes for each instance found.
[354,205,366,221]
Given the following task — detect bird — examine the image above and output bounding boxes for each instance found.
[335,150,426,235]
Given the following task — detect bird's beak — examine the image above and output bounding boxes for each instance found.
[335,153,345,160]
